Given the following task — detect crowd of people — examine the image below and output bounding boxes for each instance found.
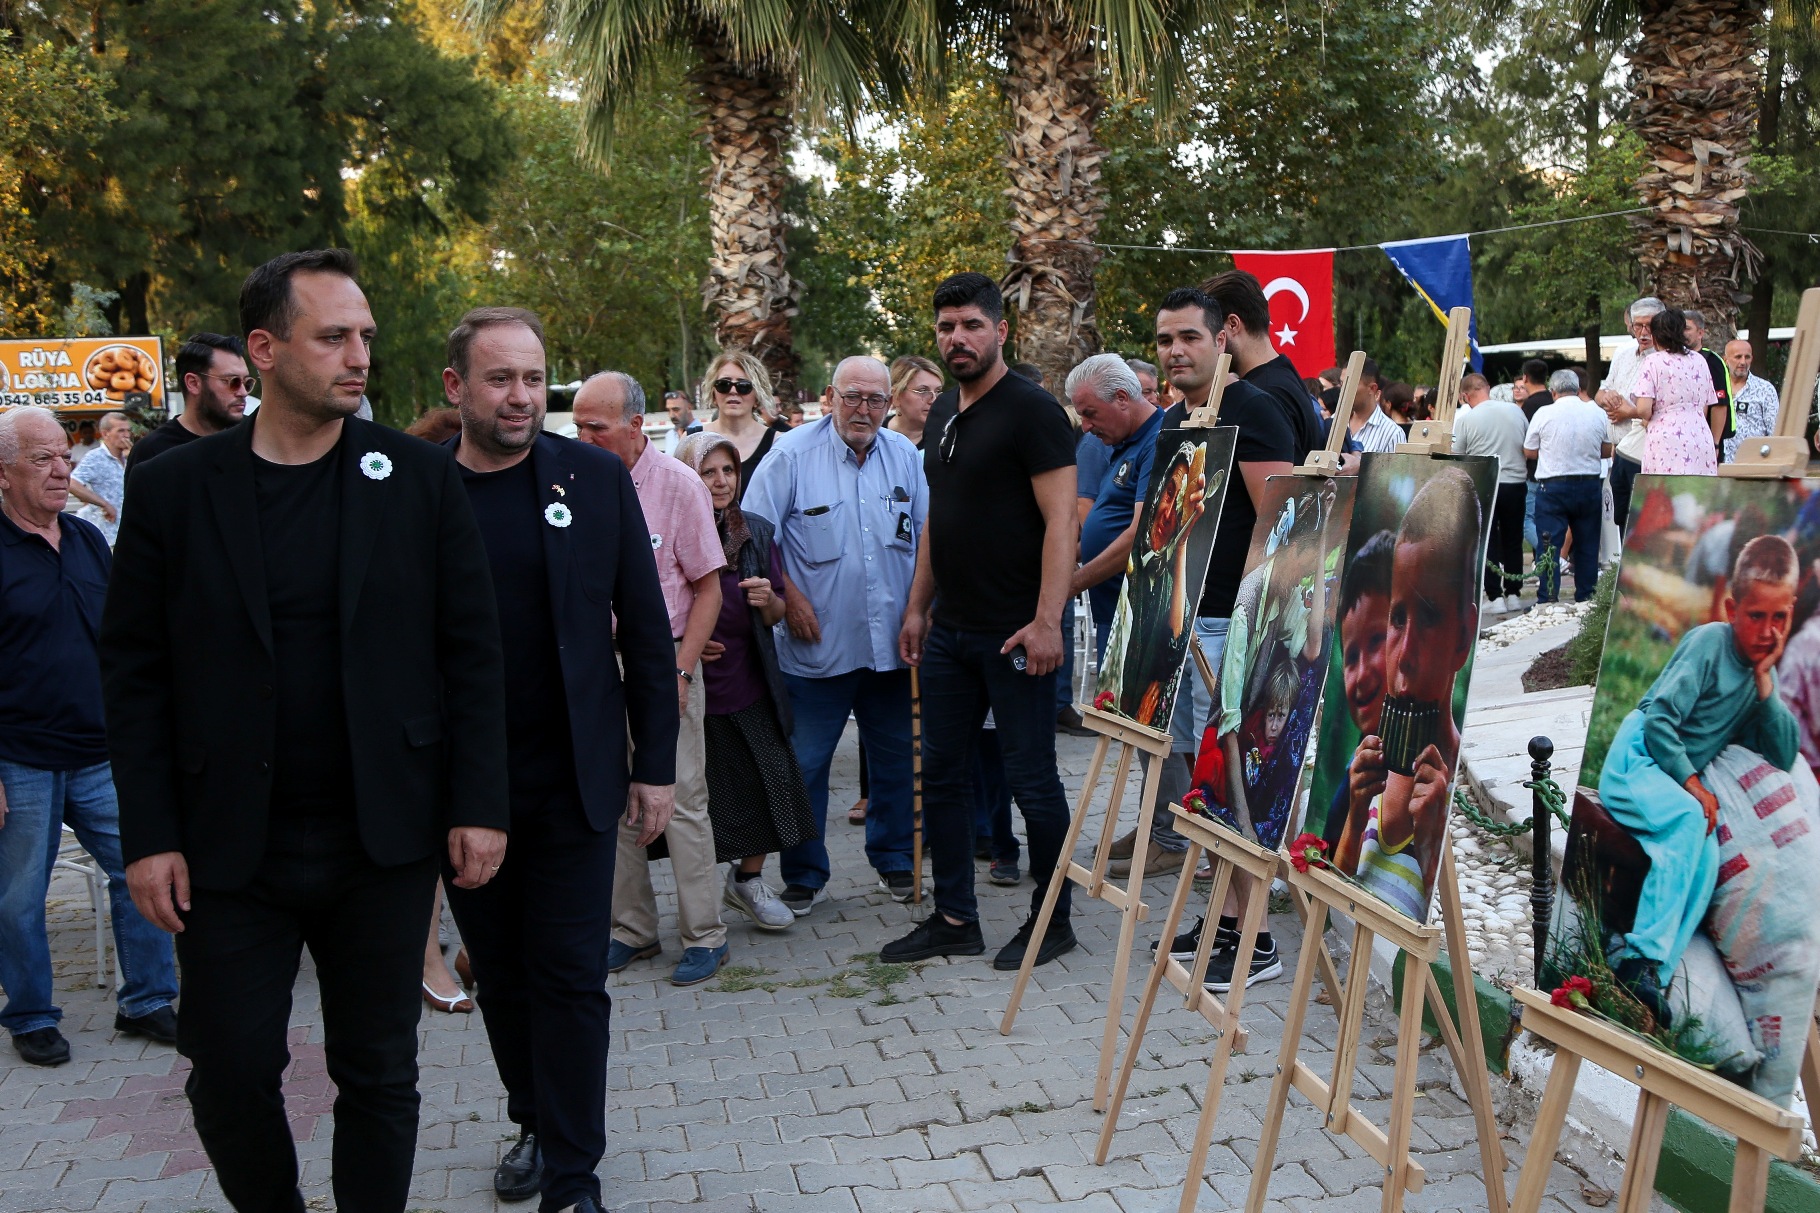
[0,246,1798,1213]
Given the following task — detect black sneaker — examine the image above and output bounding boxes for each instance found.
[880,915,985,963]
[11,1026,70,1067]
[878,871,921,903]
[993,916,1079,971]
[1203,938,1282,993]
[779,883,823,917]
[1150,915,1206,962]
[115,1005,178,1045]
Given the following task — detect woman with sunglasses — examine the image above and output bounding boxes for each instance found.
[701,350,779,500]
[886,354,944,452]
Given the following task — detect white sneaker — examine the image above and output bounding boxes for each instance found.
[1484,595,1508,616]
[1504,594,1524,613]
[723,870,794,930]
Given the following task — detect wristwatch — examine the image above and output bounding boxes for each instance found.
[676,668,694,683]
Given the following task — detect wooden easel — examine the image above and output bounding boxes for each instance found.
[999,355,1237,1113]
[1093,351,1369,1205]
[1246,311,1511,1213]
[1508,287,1820,1213]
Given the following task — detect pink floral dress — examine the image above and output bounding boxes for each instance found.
[1634,349,1718,475]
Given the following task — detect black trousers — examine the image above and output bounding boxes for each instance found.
[1485,481,1527,599]
[445,788,618,1212]
[175,816,437,1213]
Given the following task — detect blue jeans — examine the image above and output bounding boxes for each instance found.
[920,624,1072,925]
[1523,481,1539,552]
[782,668,914,888]
[1055,597,1077,714]
[1534,477,1603,603]
[0,759,177,1035]
[972,730,1019,865]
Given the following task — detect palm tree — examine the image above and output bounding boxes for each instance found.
[471,0,907,400]
[903,2,1216,389]
[1589,0,1766,339]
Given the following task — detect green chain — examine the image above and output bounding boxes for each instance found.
[1450,774,1572,840]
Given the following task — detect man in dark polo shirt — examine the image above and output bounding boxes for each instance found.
[1201,270,1323,458]
[125,333,251,479]
[889,272,1080,969]
[0,407,177,1069]
[1144,285,1316,991]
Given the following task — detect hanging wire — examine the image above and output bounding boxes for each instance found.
[1087,207,1653,256]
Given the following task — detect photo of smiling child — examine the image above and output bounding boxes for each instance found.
[1302,455,1496,926]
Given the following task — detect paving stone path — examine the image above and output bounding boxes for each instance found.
[3,726,1639,1212]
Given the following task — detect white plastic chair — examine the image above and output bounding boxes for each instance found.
[54,825,117,990]
[1073,590,1098,706]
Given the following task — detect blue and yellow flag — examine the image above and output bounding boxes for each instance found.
[1379,235,1481,371]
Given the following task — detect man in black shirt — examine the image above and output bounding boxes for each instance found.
[125,333,250,480]
[887,273,1080,970]
[103,250,510,1213]
[442,308,677,1213]
[1201,271,1324,459]
[1146,285,1315,991]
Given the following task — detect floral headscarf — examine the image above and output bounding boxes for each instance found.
[673,430,749,568]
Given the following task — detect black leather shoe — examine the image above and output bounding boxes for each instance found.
[494,1130,542,1201]
[115,1005,178,1045]
[561,1197,606,1213]
[12,1026,71,1067]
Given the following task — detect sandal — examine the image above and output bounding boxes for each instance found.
[422,982,474,1014]
[848,798,868,825]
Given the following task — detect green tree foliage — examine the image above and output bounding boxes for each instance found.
[470,65,714,399]
[0,34,118,336]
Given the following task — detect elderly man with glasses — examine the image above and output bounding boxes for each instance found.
[743,356,928,914]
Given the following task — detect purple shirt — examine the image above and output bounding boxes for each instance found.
[703,541,785,716]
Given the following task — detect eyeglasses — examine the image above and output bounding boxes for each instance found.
[713,378,754,396]
[939,415,959,463]
[204,372,258,393]
[837,391,890,411]
[900,385,937,399]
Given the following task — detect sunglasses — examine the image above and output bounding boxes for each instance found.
[713,378,755,396]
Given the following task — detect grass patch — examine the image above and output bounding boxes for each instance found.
[989,1100,1052,1117]
[827,958,919,1002]
[711,964,783,994]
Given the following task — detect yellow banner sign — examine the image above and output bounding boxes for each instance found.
[0,337,165,413]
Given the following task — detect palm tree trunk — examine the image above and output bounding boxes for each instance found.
[999,4,1105,391]
[1629,0,1763,342]
[690,34,801,403]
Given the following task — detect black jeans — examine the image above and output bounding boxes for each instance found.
[920,623,1072,927]
[176,816,437,1213]
[1609,453,1642,533]
[445,788,617,1213]
[1485,482,1527,599]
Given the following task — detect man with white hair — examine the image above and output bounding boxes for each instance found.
[1597,296,1664,528]
[573,371,729,987]
[744,356,927,911]
[1526,369,1614,603]
[67,410,133,545]
[1126,358,1161,407]
[0,407,178,1068]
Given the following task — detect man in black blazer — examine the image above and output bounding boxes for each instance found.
[438,307,677,1213]
[100,250,510,1213]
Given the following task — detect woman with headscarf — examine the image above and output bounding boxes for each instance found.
[701,349,780,498]
[673,432,816,929]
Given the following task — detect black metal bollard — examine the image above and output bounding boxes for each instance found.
[1529,736,1555,988]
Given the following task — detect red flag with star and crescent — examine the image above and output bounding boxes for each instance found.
[1230,249,1335,377]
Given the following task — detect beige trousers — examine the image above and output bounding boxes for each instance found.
[611,645,726,951]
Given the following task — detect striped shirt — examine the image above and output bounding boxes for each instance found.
[1355,798,1431,923]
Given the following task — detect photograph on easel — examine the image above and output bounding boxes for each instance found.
[1545,474,1820,1107]
[1095,426,1234,728]
[1186,474,1356,850]
[1300,451,1497,926]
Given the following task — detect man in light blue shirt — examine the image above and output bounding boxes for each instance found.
[744,356,928,913]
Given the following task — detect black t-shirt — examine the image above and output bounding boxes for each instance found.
[459,455,577,813]
[125,418,201,483]
[1521,389,1553,422]
[924,368,1077,633]
[1164,378,1305,619]
[1244,354,1323,460]
[253,445,355,815]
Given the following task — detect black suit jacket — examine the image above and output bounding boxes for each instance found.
[101,414,510,889]
[449,432,678,830]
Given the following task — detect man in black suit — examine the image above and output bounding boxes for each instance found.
[439,308,677,1213]
[100,249,510,1213]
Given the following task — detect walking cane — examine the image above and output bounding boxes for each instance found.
[910,667,924,905]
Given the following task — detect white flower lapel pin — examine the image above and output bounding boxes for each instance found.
[360,451,393,481]
[545,502,573,528]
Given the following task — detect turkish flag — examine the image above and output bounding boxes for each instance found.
[1230,249,1335,377]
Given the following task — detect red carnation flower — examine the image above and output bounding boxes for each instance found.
[1551,975,1594,1010]
[1093,691,1115,712]
[1288,832,1327,873]
[1182,790,1207,817]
